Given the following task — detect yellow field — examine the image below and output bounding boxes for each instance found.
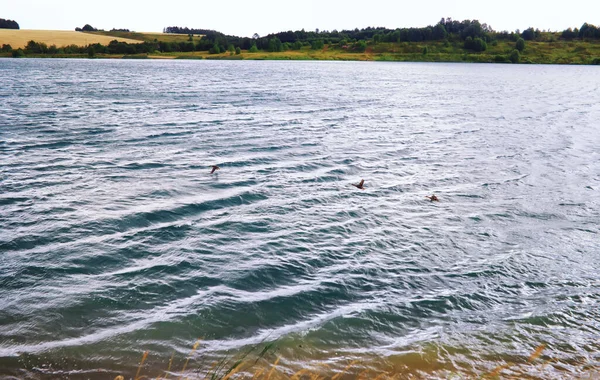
[0,29,144,48]
[89,31,204,43]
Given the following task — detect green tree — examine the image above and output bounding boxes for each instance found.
[0,18,20,29]
[235,46,241,55]
[354,40,367,52]
[516,38,525,52]
[509,49,520,63]
[422,46,429,55]
[1,44,12,52]
[12,48,25,58]
[249,44,258,53]
[268,37,283,52]
[88,46,96,58]
[464,36,487,52]
[228,44,235,53]
[81,24,97,32]
[292,41,303,50]
[432,23,448,40]
[311,39,324,50]
[209,43,221,54]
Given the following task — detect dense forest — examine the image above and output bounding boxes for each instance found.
[161,18,600,54]
[0,18,19,29]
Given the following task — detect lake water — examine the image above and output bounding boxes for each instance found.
[0,59,599,379]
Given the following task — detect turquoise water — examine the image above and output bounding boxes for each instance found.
[1,59,599,378]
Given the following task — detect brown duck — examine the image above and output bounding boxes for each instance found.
[425,194,439,202]
[210,165,220,174]
[352,179,365,190]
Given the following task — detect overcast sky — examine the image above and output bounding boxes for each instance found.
[2,0,599,37]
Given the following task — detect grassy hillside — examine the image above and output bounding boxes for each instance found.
[147,39,600,65]
[88,30,203,44]
[0,29,143,48]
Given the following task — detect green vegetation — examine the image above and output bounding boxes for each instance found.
[464,36,487,51]
[516,37,525,52]
[75,24,98,32]
[3,18,600,65]
[509,49,521,63]
[0,18,19,29]
[11,48,24,58]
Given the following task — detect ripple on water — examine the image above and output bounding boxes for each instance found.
[0,60,599,378]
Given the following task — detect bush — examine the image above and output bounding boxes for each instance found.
[516,38,525,52]
[310,39,324,50]
[209,43,221,54]
[494,55,508,63]
[12,48,25,58]
[1,44,12,52]
[235,47,241,55]
[422,46,429,55]
[354,40,367,52]
[592,57,600,65]
[249,44,258,53]
[464,36,487,52]
[292,41,302,50]
[25,40,48,54]
[509,49,520,63]
[88,46,95,58]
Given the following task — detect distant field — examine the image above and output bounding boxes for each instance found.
[88,31,204,43]
[0,29,143,48]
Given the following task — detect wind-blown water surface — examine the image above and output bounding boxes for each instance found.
[1,59,599,378]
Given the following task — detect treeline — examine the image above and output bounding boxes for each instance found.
[15,39,158,56]
[75,24,101,32]
[0,18,19,29]
[163,26,217,35]
[75,24,131,32]
[162,19,600,54]
[160,19,499,53]
[560,23,600,39]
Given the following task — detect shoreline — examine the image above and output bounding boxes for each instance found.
[3,342,599,379]
[2,53,600,65]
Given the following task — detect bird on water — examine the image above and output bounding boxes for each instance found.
[426,194,439,202]
[210,165,220,174]
[352,179,365,190]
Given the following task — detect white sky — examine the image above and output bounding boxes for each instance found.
[1,0,599,37]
